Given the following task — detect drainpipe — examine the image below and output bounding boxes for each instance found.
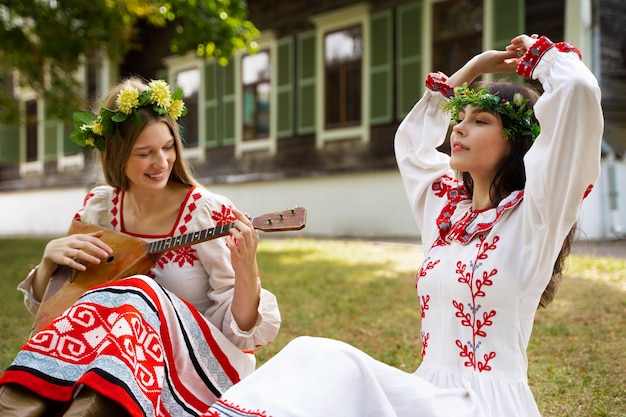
[602,141,625,238]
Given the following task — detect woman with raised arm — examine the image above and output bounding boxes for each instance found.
[0,77,281,417]
[200,34,603,417]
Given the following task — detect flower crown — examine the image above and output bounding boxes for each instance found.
[70,80,187,150]
[441,83,540,140]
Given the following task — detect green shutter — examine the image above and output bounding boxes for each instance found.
[63,120,81,155]
[277,37,294,138]
[370,10,393,125]
[40,101,56,162]
[0,123,19,163]
[297,30,316,135]
[396,1,424,119]
[43,119,58,161]
[492,0,525,50]
[204,60,220,147]
[221,61,236,146]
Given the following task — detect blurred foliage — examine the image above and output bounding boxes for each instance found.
[0,0,259,123]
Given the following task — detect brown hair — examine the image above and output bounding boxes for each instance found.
[461,79,575,308]
[96,77,199,190]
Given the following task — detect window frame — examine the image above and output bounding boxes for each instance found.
[310,3,371,149]
[18,89,43,176]
[166,52,205,162]
[241,49,272,142]
[235,31,277,157]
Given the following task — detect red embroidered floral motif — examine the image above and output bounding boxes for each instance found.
[420,294,430,318]
[417,257,439,358]
[213,204,237,226]
[421,332,430,359]
[152,247,199,272]
[452,234,498,372]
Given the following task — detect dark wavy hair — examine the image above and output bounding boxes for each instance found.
[461,80,574,308]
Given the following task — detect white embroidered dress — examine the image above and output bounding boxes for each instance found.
[203,39,602,417]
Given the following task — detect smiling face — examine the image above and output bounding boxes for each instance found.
[449,105,511,184]
[124,121,177,192]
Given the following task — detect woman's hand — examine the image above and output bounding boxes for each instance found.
[33,231,112,301]
[226,209,260,279]
[226,208,261,331]
[507,33,540,55]
[42,231,112,272]
[447,34,540,87]
[448,49,520,87]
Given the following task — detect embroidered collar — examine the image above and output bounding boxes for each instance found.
[439,190,525,244]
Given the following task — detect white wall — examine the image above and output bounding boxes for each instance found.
[208,170,418,239]
[0,187,89,236]
[0,171,420,240]
[1,162,625,241]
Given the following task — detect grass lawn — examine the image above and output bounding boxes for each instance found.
[1,237,624,416]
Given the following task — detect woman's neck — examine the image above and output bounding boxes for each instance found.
[470,177,495,211]
[122,183,191,234]
[125,187,170,218]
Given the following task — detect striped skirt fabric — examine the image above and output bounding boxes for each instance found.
[0,276,255,417]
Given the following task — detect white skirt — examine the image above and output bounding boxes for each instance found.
[204,336,483,417]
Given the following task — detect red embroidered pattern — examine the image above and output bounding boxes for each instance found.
[155,246,199,271]
[452,234,498,372]
[417,257,439,358]
[213,204,237,226]
[202,399,272,417]
[516,36,582,80]
[73,191,96,222]
[25,301,164,394]
[448,190,523,244]
[432,177,469,247]
[179,191,203,235]
[517,36,554,79]
[110,189,122,230]
[425,71,455,98]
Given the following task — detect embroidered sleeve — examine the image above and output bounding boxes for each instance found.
[72,185,119,230]
[192,190,281,350]
[520,40,602,293]
[425,71,456,98]
[516,36,583,80]
[394,85,458,247]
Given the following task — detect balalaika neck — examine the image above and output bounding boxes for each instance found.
[146,222,236,255]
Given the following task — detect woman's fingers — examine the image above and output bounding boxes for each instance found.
[44,233,113,271]
[227,209,260,276]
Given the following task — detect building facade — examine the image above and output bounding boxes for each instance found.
[1,0,624,240]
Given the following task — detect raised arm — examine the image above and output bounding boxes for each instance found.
[516,36,602,262]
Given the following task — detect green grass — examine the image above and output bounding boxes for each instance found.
[1,237,624,416]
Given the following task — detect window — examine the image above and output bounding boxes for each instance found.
[25,99,38,162]
[324,26,362,129]
[175,67,200,148]
[432,0,483,76]
[242,50,271,140]
[310,3,370,148]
